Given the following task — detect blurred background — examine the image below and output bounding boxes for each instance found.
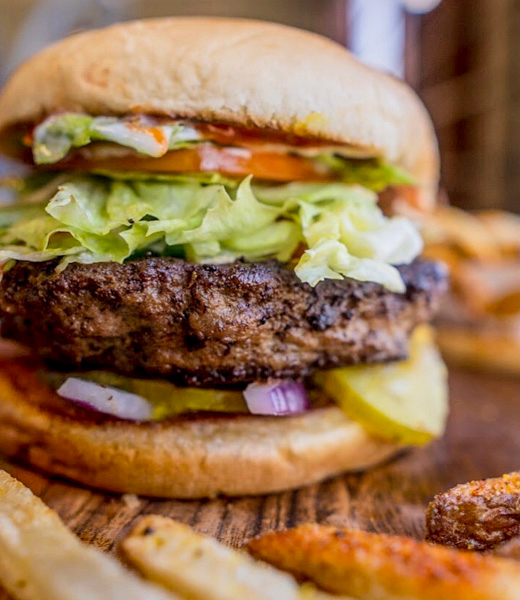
[0,0,518,213]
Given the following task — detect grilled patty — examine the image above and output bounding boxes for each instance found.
[0,258,447,385]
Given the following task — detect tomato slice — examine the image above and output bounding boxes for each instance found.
[66,144,333,182]
[194,122,336,149]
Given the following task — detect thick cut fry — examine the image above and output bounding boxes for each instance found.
[122,515,300,600]
[422,205,502,261]
[422,206,520,318]
[247,524,520,600]
[426,471,520,551]
[0,470,178,600]
[477,210,520,255]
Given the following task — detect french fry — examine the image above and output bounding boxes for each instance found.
[422,205,520,324]
[247,524,520,600]
[423,205,501,261]
[477,210,520,255]
[0,470,178,600]
[121,515,301,600]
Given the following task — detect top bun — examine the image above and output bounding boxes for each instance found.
[0,17,438,188]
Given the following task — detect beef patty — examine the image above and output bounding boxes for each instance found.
[0,258,447,385]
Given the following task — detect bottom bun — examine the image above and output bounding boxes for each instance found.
[0,363,401,498]
[436,325,520,376]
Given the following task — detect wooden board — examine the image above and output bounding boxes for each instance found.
[0,367,518,599]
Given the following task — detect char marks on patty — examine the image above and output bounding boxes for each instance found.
[0,258,447,385]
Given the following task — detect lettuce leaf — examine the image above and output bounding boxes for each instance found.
[0,174,422,292]
[316,155,416,191]
[254,183,422,291]
[295,240,408,291]
[33,114,199,164]
[92,170,238,186]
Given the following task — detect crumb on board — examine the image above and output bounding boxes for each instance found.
[121,493,141,510]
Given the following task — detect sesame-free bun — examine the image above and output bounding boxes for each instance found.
[0,361,400,498]
[0,17,438,189]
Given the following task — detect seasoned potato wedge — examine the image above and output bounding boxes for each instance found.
[426,471,520,551]
[247,524,520,600]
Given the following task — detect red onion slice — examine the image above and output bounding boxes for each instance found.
[243,381,309,416]
[57,377,153,421]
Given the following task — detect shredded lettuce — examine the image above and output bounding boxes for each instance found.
[33,114,199,164]
[0,174,422,292]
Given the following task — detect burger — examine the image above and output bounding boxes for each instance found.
[0,18,448,498]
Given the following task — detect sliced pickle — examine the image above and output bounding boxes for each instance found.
[316,326,449,445]
[42,370,248,419]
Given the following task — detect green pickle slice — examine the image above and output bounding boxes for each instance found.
[316,326,449,445]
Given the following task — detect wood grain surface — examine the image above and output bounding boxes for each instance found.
[0,367,518,599]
